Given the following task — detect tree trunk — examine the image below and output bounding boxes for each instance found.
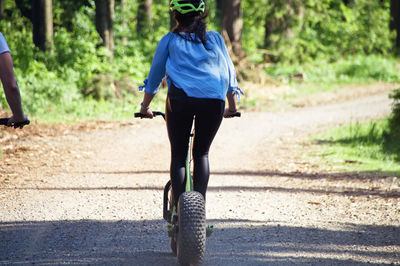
[391,0,400,50]
[137,0,152,35]
[215,0,223,32]
[263,12,274,48]
[120,0,127,45]
[95,0,114,55]
[220,0,244,58]
[0,0,4,20]
[32,0,53,52]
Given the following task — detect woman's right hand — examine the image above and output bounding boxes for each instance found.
[223,108,237,118]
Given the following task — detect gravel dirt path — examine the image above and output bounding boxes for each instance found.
[0,87,399,265]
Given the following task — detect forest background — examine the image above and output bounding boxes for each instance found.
[0,0,400,169]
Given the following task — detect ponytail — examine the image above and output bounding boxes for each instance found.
[173,11,208,47]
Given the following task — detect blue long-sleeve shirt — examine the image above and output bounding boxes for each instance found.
[0,32,11,54]
[141,31,240,101]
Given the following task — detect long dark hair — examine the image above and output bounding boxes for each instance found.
[172,2,208,47]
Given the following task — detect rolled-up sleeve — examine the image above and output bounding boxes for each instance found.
[144,33,171,95]
[215,33,239,95]
[0,33,11,54]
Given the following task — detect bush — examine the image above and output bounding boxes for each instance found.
[15,62,82,115]
[384,89,400,159]
[0,2,149,119]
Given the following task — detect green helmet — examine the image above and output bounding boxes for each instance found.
[170,0,205,14]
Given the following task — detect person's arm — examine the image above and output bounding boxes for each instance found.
[224,91,237,117]
[140,92,156,118]
[0,52,26,124]
[216,33,240,94]
[214,32,242,118]
[139,34,171,117]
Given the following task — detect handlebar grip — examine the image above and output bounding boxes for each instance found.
[134,113,147,119]
[0,118,9,125]
[226,112,241,118]
[0,118,30,128]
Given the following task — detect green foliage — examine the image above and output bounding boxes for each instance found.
[241,0,268,53]
[312,119,400,174]
[245,0,394,63]
[14,61,82,115]
[0,0,398,121]
[0,1,150,118]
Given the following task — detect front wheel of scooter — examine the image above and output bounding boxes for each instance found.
[176,191,206,266]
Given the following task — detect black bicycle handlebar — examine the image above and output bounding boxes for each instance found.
[0,118,30,128]
[134,111,241,120]
[134,111,165,119]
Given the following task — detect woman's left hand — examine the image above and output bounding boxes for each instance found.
[140,104,154,118]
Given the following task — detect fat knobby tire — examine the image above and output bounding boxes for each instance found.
[177,191,206,266]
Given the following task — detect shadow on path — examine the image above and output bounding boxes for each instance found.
[0,219,399,265]
[1,185,399,199]
[2,169,399,198]
[77,169,400,180]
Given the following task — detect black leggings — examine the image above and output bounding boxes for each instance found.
[166,88,224,205]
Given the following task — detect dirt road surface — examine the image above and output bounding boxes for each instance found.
[0,89,399,265]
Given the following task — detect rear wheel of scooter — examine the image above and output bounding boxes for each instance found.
[176,191,206,266]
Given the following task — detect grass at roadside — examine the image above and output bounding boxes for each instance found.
[308,119,400,175]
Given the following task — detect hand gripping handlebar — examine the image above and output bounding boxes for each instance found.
[134,111,165,119]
